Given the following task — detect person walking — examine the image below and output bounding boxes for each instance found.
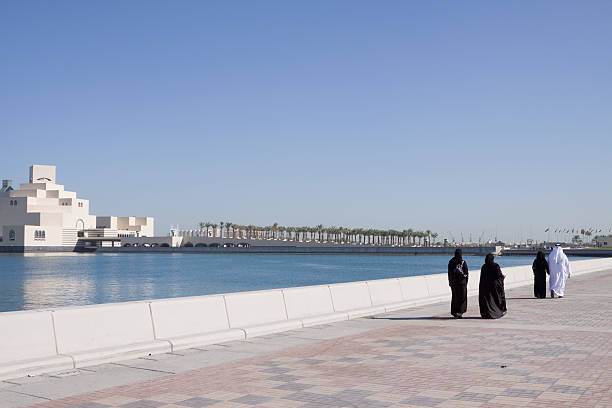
[532,251,549,298]
[479,253,507,319]
[548,245,571,298]
[448,248,468,318]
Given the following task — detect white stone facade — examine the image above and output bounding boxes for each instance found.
[0,165,153,250]
[594,235,612,247]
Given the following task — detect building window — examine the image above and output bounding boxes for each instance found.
[34,230,46,240]
[9,230,16,241]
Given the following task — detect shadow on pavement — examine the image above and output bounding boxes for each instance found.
[372,316,483,321]
[507,297,541,300]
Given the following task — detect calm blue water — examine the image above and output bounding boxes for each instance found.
[0,253,537,312]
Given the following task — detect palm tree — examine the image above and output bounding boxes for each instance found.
[193,219,442,247]
[396,230,402,246]
[326,226,335,243]
[366,229,374,245]
[294,226,301,241]
[309,226,317,242]
[272,223,279,240]
[315,224,323,242]
[356,228,364,245]
[218,222,224,238]
[322,227,330,243]
[278,225,286,240]
[419,231,426,246]
[404,229,413,246]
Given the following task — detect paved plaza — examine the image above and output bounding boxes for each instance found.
[2,269,611,408]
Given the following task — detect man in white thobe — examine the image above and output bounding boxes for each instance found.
[548,245,571,298]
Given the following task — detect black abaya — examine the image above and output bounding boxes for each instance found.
[532,255,549,299]
[450,284,467,315]
[479,260,507,319]
[448,253,468,316]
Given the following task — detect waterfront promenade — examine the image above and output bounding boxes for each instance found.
[2,269,611,408]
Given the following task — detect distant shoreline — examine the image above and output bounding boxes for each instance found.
[2,245,609,257]
[502,248,612,258]
[98,245,499,256]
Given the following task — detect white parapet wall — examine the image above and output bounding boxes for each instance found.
[0,258,610,381]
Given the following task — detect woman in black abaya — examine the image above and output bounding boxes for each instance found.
[532,251,549,299]
[479,253,507,319]
[448,248,468,318]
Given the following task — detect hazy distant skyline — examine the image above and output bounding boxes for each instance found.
[2,1,611,242]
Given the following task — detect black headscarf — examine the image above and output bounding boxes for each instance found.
[533,250,548,270]
[482,252,502,281]
[454,248,463,261]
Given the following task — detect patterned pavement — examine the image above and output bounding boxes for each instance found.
[20,270,612,408]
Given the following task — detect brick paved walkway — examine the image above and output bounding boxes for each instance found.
[8,270,612,408]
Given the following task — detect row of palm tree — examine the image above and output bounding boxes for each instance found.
[194,222,438,246]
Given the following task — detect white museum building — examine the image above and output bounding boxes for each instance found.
[0,165,153,251]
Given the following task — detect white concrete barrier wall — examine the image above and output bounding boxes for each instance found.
[224,290,301,337]
[467,270,481,293]
[329,281,385,318]
[0,311,73,380]
[399,275,431,303]
[149,295,244,351]
[282,285,347,326]
[425,274,449,299]
[368,278,415,312]
[367,279,403,306]
[504,265,533,289]
[53,302,171,366]
[0,258,610,381]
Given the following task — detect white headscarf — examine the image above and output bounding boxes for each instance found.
[550,246,564,263]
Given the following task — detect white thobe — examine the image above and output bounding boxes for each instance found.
[548,247,571,296]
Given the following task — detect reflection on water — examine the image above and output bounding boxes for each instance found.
[0,253,538,312]
[22,255,96,310]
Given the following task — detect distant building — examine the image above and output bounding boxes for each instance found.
[594,235,612,248]
[0,165,153,251]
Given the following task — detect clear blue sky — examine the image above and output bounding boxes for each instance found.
[2,1,611,242]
